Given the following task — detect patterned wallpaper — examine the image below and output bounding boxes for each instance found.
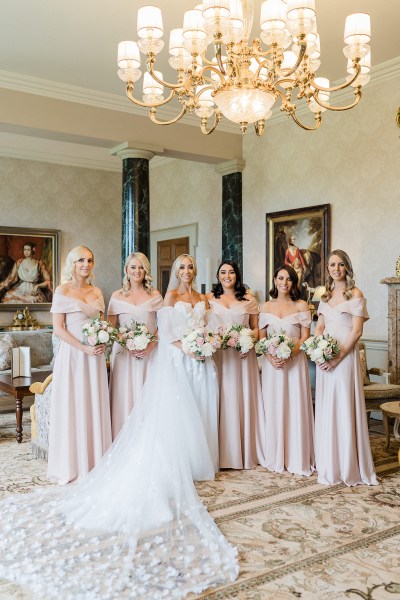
[0,158,121,325]
[242,75,400,339]
[0,73,398,339]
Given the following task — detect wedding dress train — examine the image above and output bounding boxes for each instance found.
[0,305,237,599]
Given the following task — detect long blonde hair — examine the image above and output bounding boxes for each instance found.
[63,245,94,283]
[122,252,153,294]
[321,249,355,302]
[167,254,197,291]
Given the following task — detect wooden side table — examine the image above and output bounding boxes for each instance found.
[0,370,52,442]
[380,401,400,450]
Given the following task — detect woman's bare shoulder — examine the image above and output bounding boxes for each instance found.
[352,287,364,299]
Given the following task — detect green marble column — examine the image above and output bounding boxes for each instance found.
[215,159,246,274]
[111,144,155,272]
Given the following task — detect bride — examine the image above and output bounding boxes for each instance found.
[0,255,237,599]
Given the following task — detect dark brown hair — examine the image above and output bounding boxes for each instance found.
[269,264,300,301]
[212,260,248,301]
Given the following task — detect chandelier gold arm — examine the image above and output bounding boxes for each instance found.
[310,62,361,93]
[146,56,188,91]
[126,84,175,108]
[290,111,322,131]
[284,39,307,78]
[148,106,187,126]
[313,87,362,112]
[200,65,227,85]
[200,110,222,135]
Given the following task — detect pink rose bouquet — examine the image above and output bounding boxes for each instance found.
[116,320,156,353]
[82,316,117,347]
[257,331,294,359]
[221,324,255,354]
[301,334,340,364]
[182,327,222,359]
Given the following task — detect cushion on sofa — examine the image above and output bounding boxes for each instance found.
[0,333,16,371]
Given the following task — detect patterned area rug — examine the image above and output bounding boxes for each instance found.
[1,414,400,600]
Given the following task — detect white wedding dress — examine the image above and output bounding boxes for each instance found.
[0,303,236,599]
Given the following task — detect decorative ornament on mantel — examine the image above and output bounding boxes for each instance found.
[117,0,371,135]
[10,307,40,330]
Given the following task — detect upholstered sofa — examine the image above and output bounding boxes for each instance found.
[0,329,54,376]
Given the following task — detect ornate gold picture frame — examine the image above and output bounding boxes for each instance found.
[0,226,61,311]
[266,204,330,302]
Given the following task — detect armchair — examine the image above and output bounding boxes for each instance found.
[359,342,400,432]
[29,374,53,460]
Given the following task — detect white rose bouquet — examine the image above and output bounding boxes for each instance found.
[182,327,222,360]
[257,331,295,360]
[82,317,117,347]
[116,320,156,354]
[301,334,340,365]
[221,324,255,354]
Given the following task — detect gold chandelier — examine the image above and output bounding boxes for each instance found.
[117,0,371,135]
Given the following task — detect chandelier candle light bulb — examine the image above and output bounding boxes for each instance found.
[117,1,371,135]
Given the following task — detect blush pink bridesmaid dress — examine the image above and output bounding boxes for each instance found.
[208,297,265,469]
[315,297,378,486]
[108,293,163,439]
[259,310,315,476]
[47,293,112,484]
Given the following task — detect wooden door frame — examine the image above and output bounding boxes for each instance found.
[150,223,198,290]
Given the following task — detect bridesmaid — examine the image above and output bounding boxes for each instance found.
[208,260,264,469]
[48,246,112,484]
[259,265,314,476]
[108,252,163,439]
[314,249,378,486]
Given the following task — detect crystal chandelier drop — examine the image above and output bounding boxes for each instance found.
[117,0,371,135]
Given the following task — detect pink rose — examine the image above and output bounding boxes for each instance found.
[227,338,236,348]
[126,339,136,351]
[196,337,204,346]
[87,334,97,347]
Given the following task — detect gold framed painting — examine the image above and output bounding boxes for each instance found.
[266,204,330,302]
[0,226,61,311]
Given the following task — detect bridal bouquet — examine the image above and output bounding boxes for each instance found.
[221,324,255,354]
[82,317,117,347]
[257,331,295,359]
[301,334,340,365]
[116,320,156,352]
[182,327,222,359]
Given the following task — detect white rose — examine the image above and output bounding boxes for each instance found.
[304,337,314,347]
[202,343,213,357]
[277,344,291,359]
[310,348,323,362]
[98,330,110,344]
[135,334,149,350]
[318,339,328,350]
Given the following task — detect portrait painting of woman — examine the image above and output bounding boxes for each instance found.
[0,228,60,309]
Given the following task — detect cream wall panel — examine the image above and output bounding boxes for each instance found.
[150,159,222,290]
[242,76,400,339]
[0,157,121,324]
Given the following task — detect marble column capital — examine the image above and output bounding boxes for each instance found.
[215,158,246,177]
[110,141,164,161]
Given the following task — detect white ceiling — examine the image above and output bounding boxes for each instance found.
[1,0,399,96]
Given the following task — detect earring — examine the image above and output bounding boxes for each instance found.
[127,276,130,281]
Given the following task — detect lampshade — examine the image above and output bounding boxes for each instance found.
[202,0,230,20]
[137,6,163,40]
[311,286,325,302]
[117,41,140,69]
[143,71,164,95]
[344,13,371,45]
[260,0,286,30]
